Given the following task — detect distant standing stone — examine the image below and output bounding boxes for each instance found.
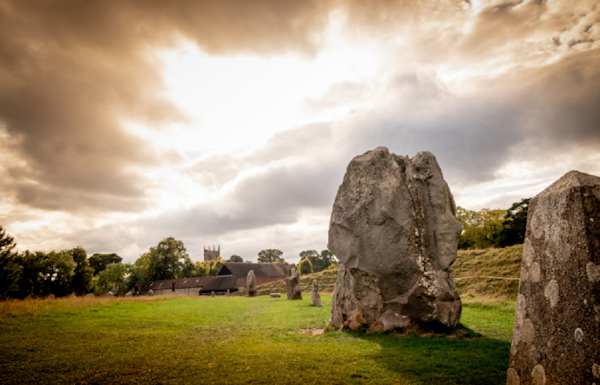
[246,270,257,297]
[211,291,215,297]
[85,293,95,298]
[285,267,292,299]
[311,280,321,307]
[148,289,153,296]
[270,293,281,298]
[226,289,230,297]
[286,266,302,300]
[507,171,600,385]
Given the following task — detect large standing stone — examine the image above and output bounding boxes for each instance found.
[246,270,257,297]
[328,147,463,330]
[311,280,322,307]
[507,171,600,385]
[286,266,302,300]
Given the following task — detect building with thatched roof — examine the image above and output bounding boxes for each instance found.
[199,263,288,295]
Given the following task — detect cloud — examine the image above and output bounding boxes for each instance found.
[1,0,599,262]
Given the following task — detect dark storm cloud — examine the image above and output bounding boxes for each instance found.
[0,0,334,213]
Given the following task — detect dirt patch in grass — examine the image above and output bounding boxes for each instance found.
[294,327,325,336]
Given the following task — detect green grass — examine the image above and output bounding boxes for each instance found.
[0,295,514,384]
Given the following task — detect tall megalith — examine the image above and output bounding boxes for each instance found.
[311,279,322,307]
[507,171,600,385]
[287,266,302,300]
[328,147,463,330]
[246,270,257,297]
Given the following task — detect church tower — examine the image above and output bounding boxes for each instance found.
[203,245,220,261]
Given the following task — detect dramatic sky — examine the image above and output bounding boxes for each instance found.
[1,0,599,263]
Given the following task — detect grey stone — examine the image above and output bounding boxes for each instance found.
[148,289,153,296]
[311,279,321,306]
[285,267,292,299]
[48,294,55,299]
[507,170,600,385]
[328,148,463,330]
[270,293,281,298]
[211,291,215,298]
[286,266,302,300]
[246,270,257,297]
[85,293,95,298]
[226,289,230,297]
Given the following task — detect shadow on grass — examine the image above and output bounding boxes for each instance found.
[353,326,510,385]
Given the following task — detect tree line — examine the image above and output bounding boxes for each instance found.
[457,198,530,249]
[0,225,338,299]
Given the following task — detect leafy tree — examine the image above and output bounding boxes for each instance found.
[298,249,337,272]
[67,247,94,295]
[228,255,243,263]
[457,206,506,249]
[143,237,191,281]
[93,263,127,296]
[499,198,530,247]
[125,262,145,292]
[19,251,51,298]
[0,226,21,298]
[44,251,77,297]
[298,258,313,274]
[257,249,284,263]
[89,253,122,275]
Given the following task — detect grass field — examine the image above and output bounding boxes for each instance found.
[0,295,515,385]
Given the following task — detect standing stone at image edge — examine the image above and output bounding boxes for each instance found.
[311,279,322,307]
[507,170,600,385]
[246,270,257,297]
[328,147,463,330]
[287,266,302,300]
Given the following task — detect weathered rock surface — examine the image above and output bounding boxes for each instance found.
[329,147,463,330]
[211,291,215,297]
[270,293,281,298]
[226,289,230,297]
[311,280,322,307]
[286,266,302,300]
[148,289,153,296]
[246,270,257,297]
[507,170,600,385]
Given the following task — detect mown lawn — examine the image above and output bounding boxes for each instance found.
[0,295,514,384]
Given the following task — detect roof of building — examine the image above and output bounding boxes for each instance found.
[140,276,215,291]
[199,275,238,293]
[217,262,288,277]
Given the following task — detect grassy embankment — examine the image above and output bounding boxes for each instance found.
[0,245,522,384]
[259,244,523,303]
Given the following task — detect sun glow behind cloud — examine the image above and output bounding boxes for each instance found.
[155,39,383,156]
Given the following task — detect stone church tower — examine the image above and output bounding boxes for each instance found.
[204,245,220,261]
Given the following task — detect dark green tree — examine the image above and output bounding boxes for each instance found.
[19,251,49,298]
[68,247,94,295]
[228,255,243,263]
[257,249,284,263]
[499,198,530,247]
[0,226,21,298]
[44,251,77,297]
[89,253,122,275]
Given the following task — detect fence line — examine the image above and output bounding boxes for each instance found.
[455,275,520,281]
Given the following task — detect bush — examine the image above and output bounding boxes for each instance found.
[298,258,313,274]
